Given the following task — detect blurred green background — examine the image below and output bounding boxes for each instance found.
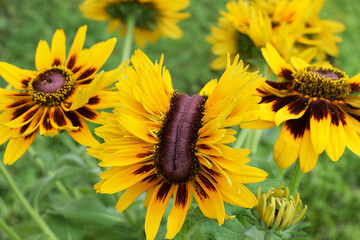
[0,0,360,239]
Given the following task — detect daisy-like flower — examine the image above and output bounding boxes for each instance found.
[243,43,360,173]
[89,50,268,239]
[0,25,124,165]
[207,0,344,70]
[79,0,190,47]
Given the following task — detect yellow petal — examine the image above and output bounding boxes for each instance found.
[325,122,346,161]
[274,125,301,169]
[309,101,331,154]
[51,29,66,66]
[0,62,36,90]
[166,185,191,239]
[35,40,53,71]
[299,130,319,173]
[3,131,38,165]
[145,183,174,240]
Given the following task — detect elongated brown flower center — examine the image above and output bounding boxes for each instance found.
[28,66,75,106]
[156,93,206,184]
[292,66,351,101]
[106,1,158,30]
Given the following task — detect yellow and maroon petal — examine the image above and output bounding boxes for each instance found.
[64,111,99,147]
[145,182,175,240]
[190,174,225,225]
[166,184,191,239]
[274,96,309,126]
[0,62,36,90]
[309,100,331,154]
[0,104,40,128]
[261,43,293,80]
[35,40,53,71]
[66,26,87,70]
[3,131,38,165]
[39,108,59,137]
[50,29,66,66]
[274,122,303,169]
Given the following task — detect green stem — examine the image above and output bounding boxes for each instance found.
[289,160,302,196]
[0,163,58,240]
[233,129,250,149]
[121,14,136,63]
[0,217,21,240]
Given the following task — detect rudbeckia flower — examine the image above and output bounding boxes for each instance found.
[79,0,190,47]
[89,50,268,239]
[244,43,360,173]
[207,0,344,70]
[0,25,124,165]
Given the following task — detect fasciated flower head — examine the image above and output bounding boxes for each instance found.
[0,25,125,165]
[243,43,360,173]
[207,0,344,70]
[79,0,190,47]
[256,186,307,230]
[89,50,268,240]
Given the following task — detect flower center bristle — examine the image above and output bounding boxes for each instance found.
[106,1,158,31]
[155,93,206,184]
[292,66,351,101]
[28,66,75,106]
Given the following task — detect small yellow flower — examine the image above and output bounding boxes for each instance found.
[79,0,190,47]
[256,185,307,230]
[207,0,345,70]
[0,26,125,165]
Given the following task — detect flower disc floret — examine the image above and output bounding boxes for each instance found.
[292,66,351,101]
[28,66,75,106]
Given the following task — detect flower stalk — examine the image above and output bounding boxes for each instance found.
[289,160,302,196]
[121,14,136,62]
[0,217,21,240]
[0,163,58,240]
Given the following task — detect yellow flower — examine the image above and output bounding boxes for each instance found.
[89,50,268,239]
[243,43,360,173]
[256,185,307,229]
[79,0,190,47]
[207,0,344,70]
[0,25,125,165]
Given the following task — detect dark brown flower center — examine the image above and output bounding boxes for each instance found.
[28,67,75,106]
[106,1,158,30]
[155,93,206,184]
[292,66,351,101]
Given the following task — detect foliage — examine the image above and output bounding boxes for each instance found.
[0,0,360,239]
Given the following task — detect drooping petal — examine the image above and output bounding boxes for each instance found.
[166,184,191,239]
[145,182,174,240]
[299,130,319,173]
[309,100,331,154]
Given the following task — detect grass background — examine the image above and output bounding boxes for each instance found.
[0,0,360,239]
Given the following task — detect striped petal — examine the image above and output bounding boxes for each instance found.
[51,29,66,66]
[166,184,191,239]
[0,62,36,90]
[145,182,174,240]
[309,100,331,154]
[190,174,225,225]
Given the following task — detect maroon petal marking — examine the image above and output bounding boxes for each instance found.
[77,67,97,81]
[41,110,53,131]
[21,77,32,89]
[328,103,346,126]
[11,104,33,120]
[272,95,299,112]
[155,182,173,202]
[66,55,77,70]
[52,58,62,66]
[284,110,310,139]
[266,81,292,90]
[198,174,217,192]
[175,184,188,207]
[77,106,98,120]
[88,96,101,105]
[350,83,360,94]
[52,108,67,127]
[309,100,329,121]
[7,99,29,109]
[287,97,309,115]
[279,68,294,82]
[260,95,279,104]
[193,179,208,200]
[63,110,82,127]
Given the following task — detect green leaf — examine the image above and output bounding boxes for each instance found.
[50,196,127,226]
[187,207,245,240]
[47,215,84,240]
